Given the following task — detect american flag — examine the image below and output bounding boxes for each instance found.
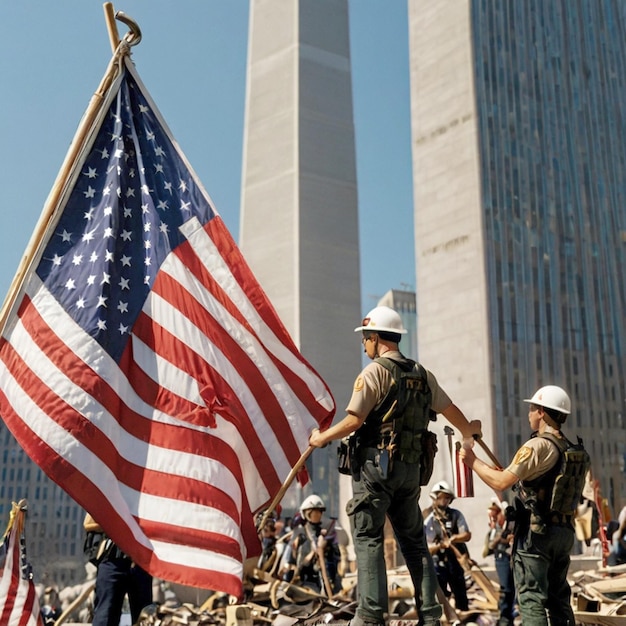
[0,501,44,626]
[0,58,335,597]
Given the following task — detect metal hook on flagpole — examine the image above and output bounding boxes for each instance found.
[115,11,142,47]
[103,4,141,53]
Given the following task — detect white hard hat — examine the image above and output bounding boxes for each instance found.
[300,494,325,517]
[524,385,571,414]
[430,480,455,501]
[354,306,407,335]
[487,496,501,511]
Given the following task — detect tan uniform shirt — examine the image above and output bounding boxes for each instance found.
[505,435,561,481]
[346,350,452,419]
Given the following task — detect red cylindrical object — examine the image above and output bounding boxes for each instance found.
[455,441,474,497]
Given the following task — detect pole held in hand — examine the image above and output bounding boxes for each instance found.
[473,435,503,469]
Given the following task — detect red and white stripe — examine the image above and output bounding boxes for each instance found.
[0,503,44,626]
[0,214,335,597]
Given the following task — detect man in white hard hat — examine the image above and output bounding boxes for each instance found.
[424,480,471,611]
[460,385,590,626]
[309,305,482,626]
[278,495,343,594]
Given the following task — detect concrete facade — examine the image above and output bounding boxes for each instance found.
[408,0,626,558]
[408,1,494,557]
[240,0,361,517]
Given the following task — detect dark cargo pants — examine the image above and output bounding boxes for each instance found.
[513,524,575,626]
[347,448,442,624]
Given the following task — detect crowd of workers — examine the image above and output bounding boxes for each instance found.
[70,305,616,626]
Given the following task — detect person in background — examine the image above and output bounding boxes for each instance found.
[424,480,471,611]
[608,504,626,566]
[309,305,482,626]
[278,495,344,594]
[484,498,516,626]
[84,513,153,626]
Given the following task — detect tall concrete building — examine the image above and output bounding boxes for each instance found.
[409,0,626,547]
[240,0,361,516]
[377,289,418,361]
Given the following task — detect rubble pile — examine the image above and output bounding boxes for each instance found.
[51,559,626,625]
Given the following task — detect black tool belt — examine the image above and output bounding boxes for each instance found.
[548,512,573,527]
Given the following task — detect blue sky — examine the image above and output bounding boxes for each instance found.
[0,1,415,318]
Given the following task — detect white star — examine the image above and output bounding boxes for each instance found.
[179,180,188,192]
[124,207,132,218]
[144,256,152,267]
[72,253,83,266]
[121,255,132,267]
[103,227,114,238]
[76,297,86,309]
[105,250,114,262]
[103,185,111,197]
[84,186,96,199]
[142,203,150,214]
[84,167,98,179]
[101,272,111,285]
[159,222,169,234]
[121,230,132,242]
[157,200,169,210]
[84,207,95,220]
[117,301,129,313]
[141,184,151,196]
[125,187,135,198]
[119,277,130,290]
[52,253,63,266]
[82,230,96,243]
[144,222,151,233]
[65,278,76,290]
[144,275,151,285]
[101,147,109,159]
[60,230,72,242]
[139,104,149,113]
[104,205,113,216]
[89,251,99,263]
[144,240,152,250]
[164,181,173,194]
[155,146,165,157]
[146,130,155,140]
[154,163,164,174]
[118,323,129,335]
[180,200,191,212]
[97,295,108,308]
[87,275,96,286]
[97,319,107,330]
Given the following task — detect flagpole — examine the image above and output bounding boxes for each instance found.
[257,446,315,531]
[103,2,121,52]
[0,6,140,335]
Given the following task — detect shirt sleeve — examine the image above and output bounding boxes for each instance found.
[424,514,438,543]
[425,370,453,414]
[505,436,561,481]
[345,362,388,418]
[454,510,470,534]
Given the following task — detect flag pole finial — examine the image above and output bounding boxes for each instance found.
[103,3,142,53]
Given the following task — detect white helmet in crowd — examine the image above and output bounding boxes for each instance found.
[354,306,407,335]
[300,494,325,519]
[524,385,571,415]
[430,480,455,501]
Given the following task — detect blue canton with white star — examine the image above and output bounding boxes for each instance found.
[36,69,216,362]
